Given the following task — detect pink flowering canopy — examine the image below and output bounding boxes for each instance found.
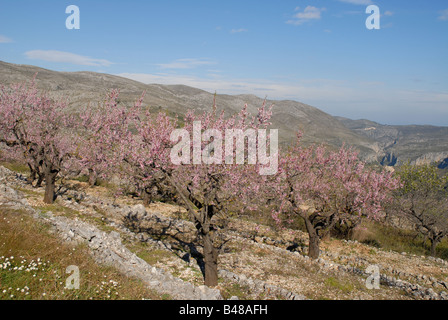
[272,135,401,226]
[0,77,79,173]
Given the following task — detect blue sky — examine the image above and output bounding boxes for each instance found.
[0,0,447,126]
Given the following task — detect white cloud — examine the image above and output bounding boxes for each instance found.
[115,73,363,102]
[156,58,216,69]
[230,28,248,34]
[337,0,373,5]
[118,72,311,98]
[0,35,13,43]
[384,11,394,16]
[287,6,326,25]
[438,9,448,21]
[24,50,113,67]
[117,72,448,125]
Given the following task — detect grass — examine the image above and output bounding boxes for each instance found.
[31,199,116,234]
[34,202,80,218]
[219,281,251,300]
[129,243,174,266]
[71,175,90,184]
[0,207,163,300]
[357,220,448,260]
[14,187,41,198]
[69,174,114,189]
[0,160,30,175]
[324,276,355,294]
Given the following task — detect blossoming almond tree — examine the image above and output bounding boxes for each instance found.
[120,98,275,287]
[272,136,400,259]
[0,78,44,186]
[0,78,80,203]
[392,163,448,256]
[78,89,144,187]
[167,102,275,287]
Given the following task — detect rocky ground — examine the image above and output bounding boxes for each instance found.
[1,165,447,300]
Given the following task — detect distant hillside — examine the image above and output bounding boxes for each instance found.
[1,60,447,166]
[335,117,448,166]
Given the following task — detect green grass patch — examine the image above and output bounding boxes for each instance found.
[324,276,354,294]
[71,175,90,184]
[360,220,448,259]
[0,208,163,300]
[33,202,80,219]
[0,160,30,174]
[125,241,174,266]
[219,282,251,300]
[15,187,42,198]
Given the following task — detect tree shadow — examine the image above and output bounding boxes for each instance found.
[122,212,207,277]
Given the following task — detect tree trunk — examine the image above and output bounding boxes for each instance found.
[303,215,320,259]
[142,190,152,205]
[28,160,44,188]
[142,186,158,205]
[162,172,220,286]
[430,238,440,257]
[203,232,219,287]
[308,233,320,259]
[88,168,97,187]
[35,173,44,188]
[27,164,37,185]
[43,166,58,204]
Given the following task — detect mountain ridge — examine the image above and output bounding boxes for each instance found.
[335,116,448,167]
[1,60,447,166]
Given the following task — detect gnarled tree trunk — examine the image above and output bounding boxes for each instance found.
[88,168,97,187]
[43,164,58,204]
[430,238,439,257]
[164,171,222,287]
[27,163,37,185]
[35,174,44,188]
[429,231,445,257]
[203,231,219,287]
[303,215,320,259]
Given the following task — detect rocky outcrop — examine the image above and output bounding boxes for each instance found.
[337,117,448,166]
[438,158,448,169]
[0,183,31,212]
[218,269,306,300]
[414,153,448,166]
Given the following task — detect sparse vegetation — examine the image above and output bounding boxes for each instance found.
[356,220,448,260]
[0,160,30,174]
[324,276,354,294]
[0,208,162,300]
[390,163,448,256]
